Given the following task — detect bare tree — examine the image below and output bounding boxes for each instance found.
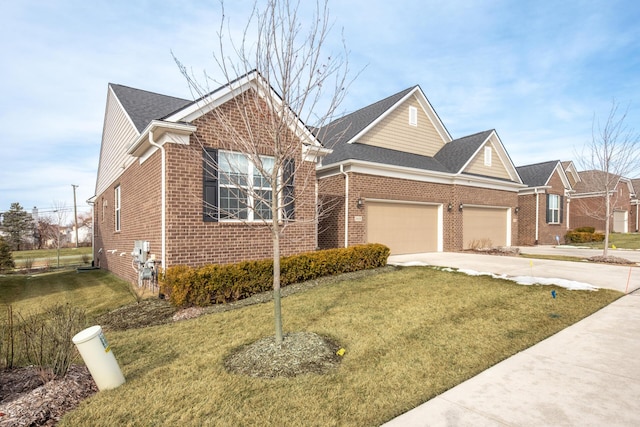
[577,100,640,257]
[44,202,69,268]
[175,0,351,344]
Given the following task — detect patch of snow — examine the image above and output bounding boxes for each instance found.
[392,262,598,291]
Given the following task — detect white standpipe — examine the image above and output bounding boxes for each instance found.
[72,325,125,391]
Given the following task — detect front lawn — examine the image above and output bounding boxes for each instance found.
[58,266,621,426]
[575,232,640,250]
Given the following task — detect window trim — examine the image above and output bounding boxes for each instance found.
[114,185,121,232]
[547,194,560,224]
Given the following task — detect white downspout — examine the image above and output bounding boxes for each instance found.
[535,189,540,243]
[340,164,349,248]
[314,180,319,249]
[149,130,166,271]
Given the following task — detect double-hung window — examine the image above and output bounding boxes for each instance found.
[114,185,121,231]
[204,149,293,222]
[546,194,561,224]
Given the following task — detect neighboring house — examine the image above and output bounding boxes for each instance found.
[91,71,327,283]
[570,170,635,233]
[516,160,576,245]
[315,86,525,255]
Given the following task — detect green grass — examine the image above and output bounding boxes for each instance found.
[53,266,621,426]
[573,233,640,250]
[0,269,135,320]
[519,253,588,263]
[12,247,92,261]
[10,247,93,269]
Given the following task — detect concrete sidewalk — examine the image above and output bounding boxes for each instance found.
[382,251,640,426]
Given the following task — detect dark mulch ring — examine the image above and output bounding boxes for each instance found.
[587,255,635,265]
[0,365,97,427]
[224,332,343,378]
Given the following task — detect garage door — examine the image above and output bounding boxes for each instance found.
[613,210,628,233]
[463,207,509,249]
[367,201,440,254]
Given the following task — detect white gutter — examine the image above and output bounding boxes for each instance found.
[340,164,349,248]
[149,130,166,271]
[535,188,540,243]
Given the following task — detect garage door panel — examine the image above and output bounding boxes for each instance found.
[613,211,628,233]
[463,207,508,249]
[367,202,439,254]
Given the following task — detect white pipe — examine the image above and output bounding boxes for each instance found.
[149,130,166,271]
[340,164,349,248]
[314,180,319,249]
[535,189,539,243]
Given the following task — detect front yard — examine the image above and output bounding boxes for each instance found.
[40,266,621,426]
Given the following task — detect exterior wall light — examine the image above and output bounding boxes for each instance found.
[357,198,364,208]
[514,206,520,214]
[459,203,464,212]
[447,202,453,212]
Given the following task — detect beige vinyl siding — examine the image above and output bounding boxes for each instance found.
[366,201,440,254]
[357,96,447,157]
[95,88,140,196]
[464,142,511,180]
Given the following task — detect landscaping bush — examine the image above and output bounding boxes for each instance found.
[160,244,390,307]
[565,229,605,244]
[0,236,15,273]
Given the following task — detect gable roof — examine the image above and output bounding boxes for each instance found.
[632,178,640,197]
[433,130,494,173]
[316,85,451,147]
[516,160,561,187]
[110,84,191,133]
[573,170,626,194]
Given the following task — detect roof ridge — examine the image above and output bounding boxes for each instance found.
[517,159,561,169]
[332,85,417,124]
[109,83,190,103]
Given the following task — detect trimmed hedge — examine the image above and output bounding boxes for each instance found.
[160,244,390,307]
[565,229,605,244]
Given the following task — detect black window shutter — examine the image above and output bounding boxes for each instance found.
[283,158,295,221]
[203,148,218,222]
[545,194,551,223]
[560,196,564,224]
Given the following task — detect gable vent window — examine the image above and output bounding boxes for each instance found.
[484,146,492,167]
[408,106,418,127]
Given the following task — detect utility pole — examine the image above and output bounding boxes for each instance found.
[72,184,79,248]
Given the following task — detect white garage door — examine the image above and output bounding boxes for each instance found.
[463,207,509,249]
[366,201,441,254]
[613,210,628,233]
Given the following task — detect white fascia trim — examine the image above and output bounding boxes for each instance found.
[518,186,550,195]
[302,144,333,163]
[346,86,452,145]
[317,160,525,192]
[127,120,197,157]
[571,191,608,199]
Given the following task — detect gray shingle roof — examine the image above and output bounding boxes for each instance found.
[574,170,622,193]
[316,87,416,147]
[516,160,560,187]
[110,84,192,133]
[433,130,493,173]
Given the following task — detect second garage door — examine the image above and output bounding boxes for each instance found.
[463,206,509,249]
[366,201,441,254]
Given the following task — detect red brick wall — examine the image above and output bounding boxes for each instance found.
[95,91,317,283]
[318,171,519,251]
[164,92,317,268]
[517,194,537,245]
[570,181,632,232]
[93,153,163,284]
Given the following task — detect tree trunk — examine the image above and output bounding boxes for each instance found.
[603,194,610,257]
[273,224,283,345]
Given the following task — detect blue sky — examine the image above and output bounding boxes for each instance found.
[1,0,639,218]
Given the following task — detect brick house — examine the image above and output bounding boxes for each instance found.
[315,86,525,254]
[632,178,640,232]
[91,71,329,283]
[570,170,636,233]
[516,160,578,245]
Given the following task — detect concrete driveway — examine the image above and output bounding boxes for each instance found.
[388,246,640,293]
[383,247,640,426]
